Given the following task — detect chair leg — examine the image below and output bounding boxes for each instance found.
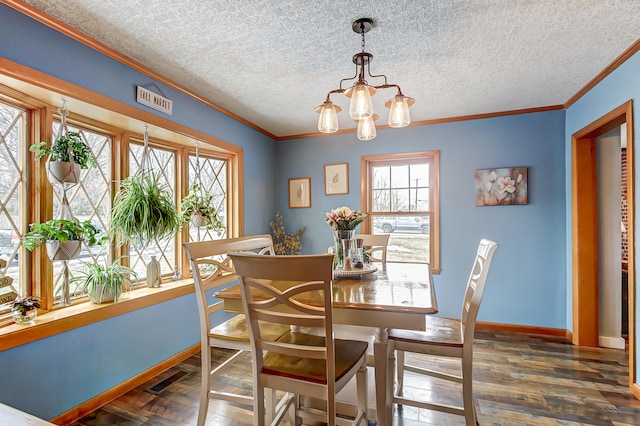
[462,354,476,426]
[396,350,405,398]
[197,345,211,426]
[254,383,266,426]
[287,394,297,425]
[356,364,368,424]
[265,388,275,425]
[327,392,336,426]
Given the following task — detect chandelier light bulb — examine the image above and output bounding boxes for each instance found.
[357,115,377,141]
[387,95,412,128]
[315,101,341,133]
[349,83,373,120]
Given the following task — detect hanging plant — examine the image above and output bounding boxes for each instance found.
[22,218,105,251]
[29,132,98,170]
[22,218,105,261]
[180,184,224,232]
[110,170,182,247]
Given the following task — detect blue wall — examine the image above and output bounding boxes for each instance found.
[277,111,567,324]
[565,50,640,381]
[0,296,199,417]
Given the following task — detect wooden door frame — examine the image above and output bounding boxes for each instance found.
[572,100,636,393]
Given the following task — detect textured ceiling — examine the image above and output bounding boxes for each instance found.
[20,0,640,138]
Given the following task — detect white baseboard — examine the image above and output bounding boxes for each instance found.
[599,335,626,349]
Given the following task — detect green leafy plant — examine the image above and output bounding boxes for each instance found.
[22,218,105,251]
[110,171,182,247]
[71,258,138,304]
[180,184,224,231]
[269,212,306,255]
[29,131,98,169]
[10,295,41,314]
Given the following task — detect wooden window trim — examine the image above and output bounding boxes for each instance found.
[0,58,245,343]
[360,151,440,273]
[0,276,239,352]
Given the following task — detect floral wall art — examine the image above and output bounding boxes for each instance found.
[475,167,528,206]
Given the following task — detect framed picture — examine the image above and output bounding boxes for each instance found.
[475,167,528,206]
[289,177,311,208]
[324,162,349,195]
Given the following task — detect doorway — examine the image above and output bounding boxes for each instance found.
[572,100,635,390]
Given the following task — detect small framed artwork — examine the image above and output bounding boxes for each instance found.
[289,177,311,208]
[324,162,349,195]
[475,167,528,206]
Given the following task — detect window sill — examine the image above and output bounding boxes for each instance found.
[0,278,195,352]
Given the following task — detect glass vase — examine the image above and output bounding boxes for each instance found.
[333,229,355,270]
[12,308,37,325]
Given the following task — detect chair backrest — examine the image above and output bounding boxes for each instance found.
[182,235,275,342]
[354,233,390,271]
[228,252,336,384]
[460,238,499,343]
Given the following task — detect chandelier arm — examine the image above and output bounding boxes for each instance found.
[325,89,345,102]
[338,71,359,91]
[372,83,403,94]
[365,59,388,86]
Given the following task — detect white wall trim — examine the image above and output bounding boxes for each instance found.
[599,335,626,349]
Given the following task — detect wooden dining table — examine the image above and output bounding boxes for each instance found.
[214,262,438,426]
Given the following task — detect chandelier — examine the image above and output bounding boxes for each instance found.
[315,18,414,141]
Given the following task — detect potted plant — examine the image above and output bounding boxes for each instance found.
[23,218,105,261]
[110,171,182,247]
[71,258,138,304]
[180,184,224,231]
[9,295,41,324]
[29,131,98,185]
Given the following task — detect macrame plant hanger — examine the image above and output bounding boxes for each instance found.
[53,100,77,306]
[140,124,151,176]
[138,125,152,251]
[194,142,204,241]
[138,125,162,288]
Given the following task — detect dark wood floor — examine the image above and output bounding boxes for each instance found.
[71,330,640,425]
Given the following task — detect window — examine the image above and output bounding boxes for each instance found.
[51,121,112,302]
[187,152,228,242]
[128,142,177,279]
[0,100,26,300]
[362,151,440,272]
[0,90,238,318]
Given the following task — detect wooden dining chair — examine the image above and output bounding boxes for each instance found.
[354,233,390,271]
[229,252,368,426]
[387,238,499,426]
[183,235,291,426]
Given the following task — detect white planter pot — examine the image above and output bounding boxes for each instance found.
[88,284,121,304]
[46,161,81,185]
[190,213,213,228]
[46,240,82,261]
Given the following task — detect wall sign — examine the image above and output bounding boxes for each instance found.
[136,85,173,115]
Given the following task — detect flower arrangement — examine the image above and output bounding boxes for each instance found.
[10,295,41,315]
[269,212,306,255]
[325,206,368,230]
